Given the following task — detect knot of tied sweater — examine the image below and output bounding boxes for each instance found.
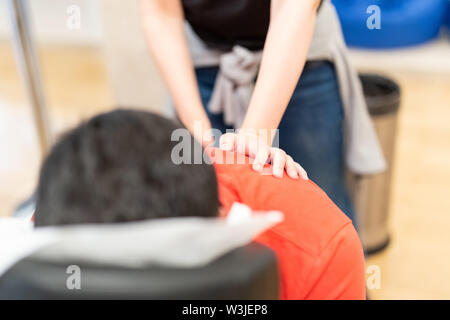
[208,46,263,128]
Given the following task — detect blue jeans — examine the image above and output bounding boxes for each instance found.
[195,61,357,225]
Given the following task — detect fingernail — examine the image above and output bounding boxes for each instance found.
[274,168,282,178]
[289,170,299,179]
[253,163,262,172]
[302,173,309,180]
[221,143,231,151]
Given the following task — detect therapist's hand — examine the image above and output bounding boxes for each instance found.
[219,132,308,180]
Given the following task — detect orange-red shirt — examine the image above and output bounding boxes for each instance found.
[211,149,366,300]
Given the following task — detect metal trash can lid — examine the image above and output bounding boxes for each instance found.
[359,74,401,116]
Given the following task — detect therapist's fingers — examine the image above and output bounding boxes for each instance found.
[202,129,215,148]
[285,155,299,179]
[219,132,308,179]
[251,138,270,173]
[219,133,237,151]
[270,148,286,178]
[269,149,307,180]
[295,162,309,180]
[220,132,270,172]
[235,132,270,172]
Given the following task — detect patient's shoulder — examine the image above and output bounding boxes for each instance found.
[211,149,353,256]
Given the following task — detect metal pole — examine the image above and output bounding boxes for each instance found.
[6,0,52,159]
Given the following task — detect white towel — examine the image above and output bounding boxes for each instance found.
[0,203,283,277]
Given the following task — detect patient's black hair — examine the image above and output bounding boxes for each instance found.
[34,109,219,227]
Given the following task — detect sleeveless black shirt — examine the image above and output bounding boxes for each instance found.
[182,0,323,51]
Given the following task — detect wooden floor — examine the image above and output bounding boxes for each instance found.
[365,71,450,299]
[1,42,449,299]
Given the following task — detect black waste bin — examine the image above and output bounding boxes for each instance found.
[347,74,401,255]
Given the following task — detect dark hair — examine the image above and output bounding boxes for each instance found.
[34,109,219,227]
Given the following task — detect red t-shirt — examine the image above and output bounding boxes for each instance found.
[210,149,366,300]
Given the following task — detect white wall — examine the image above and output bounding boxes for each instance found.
[100,0,166,112]
[0,0,103,46]
[0,0,166,111]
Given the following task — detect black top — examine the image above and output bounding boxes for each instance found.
[182,0,323,51]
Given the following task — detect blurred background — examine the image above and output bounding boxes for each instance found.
[0,0,449,299]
